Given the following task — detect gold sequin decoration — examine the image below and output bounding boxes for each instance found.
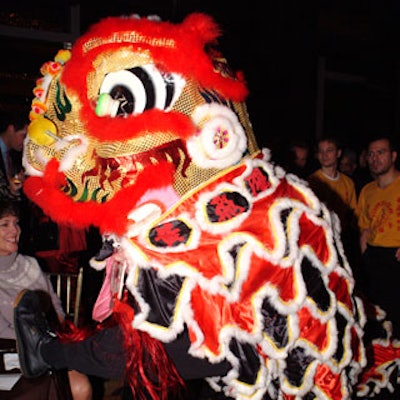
[87,49,153,101]
[82,32,175,54]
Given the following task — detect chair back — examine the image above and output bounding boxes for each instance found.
[46,267,83,327]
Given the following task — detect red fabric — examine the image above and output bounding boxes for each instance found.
[58,224,86,253]
[297,307,331,353]
[124,161,367,399]
[328,271,354,314]
[35,250,80,273]
[314,364,344,400]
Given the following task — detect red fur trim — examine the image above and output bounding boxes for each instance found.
[79,108,195,143]
[61,13,248,140]
[23,160,175,235]
[181,13,220,42]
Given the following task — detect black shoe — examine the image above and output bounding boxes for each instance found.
[13,289,57,378]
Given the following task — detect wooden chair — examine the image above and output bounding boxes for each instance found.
[46,267,84,327]
[35,247,85,327]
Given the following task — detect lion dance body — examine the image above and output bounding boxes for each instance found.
[22,12,399,400]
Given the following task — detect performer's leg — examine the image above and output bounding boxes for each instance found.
[163,329,231,380]
[14,289,230,382]
[42,325,126,380]
[363,246,400,338]
[42,325,231,381]
[14,289,126,380]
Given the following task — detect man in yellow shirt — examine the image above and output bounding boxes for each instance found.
[308,136,359,277]
[308,137,357,219]
[357,134,400,338]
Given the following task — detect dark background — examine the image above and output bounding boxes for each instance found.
[1,0,399,154]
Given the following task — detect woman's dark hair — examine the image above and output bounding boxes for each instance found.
[0,199,20,219]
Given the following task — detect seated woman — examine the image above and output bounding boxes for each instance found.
[0,199,92,400]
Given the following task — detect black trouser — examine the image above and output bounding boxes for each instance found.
[362,245,400,338]
[42,325,231,381]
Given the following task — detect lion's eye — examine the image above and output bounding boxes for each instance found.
[95,64,185,117]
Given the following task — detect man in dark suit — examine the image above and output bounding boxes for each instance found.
[0,111,28,199]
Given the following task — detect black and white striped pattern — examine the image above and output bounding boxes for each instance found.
[98,64,185,117]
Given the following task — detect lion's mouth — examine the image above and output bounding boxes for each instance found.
[115,138,190,178]
[60,138,191,201]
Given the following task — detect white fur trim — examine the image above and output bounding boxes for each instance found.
[187,104,247,169]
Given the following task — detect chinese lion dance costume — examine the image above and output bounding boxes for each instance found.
[22,11,399,400]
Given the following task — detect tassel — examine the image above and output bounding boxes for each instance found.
[113,291,185,400]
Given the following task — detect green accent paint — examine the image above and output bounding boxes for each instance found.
[66,178,78,197]
[54,81,72,121]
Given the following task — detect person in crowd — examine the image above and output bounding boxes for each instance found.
[282,139,314,179]
[7,120,27,189]
[307,136,361,280]
[0,111,32,255]
[0,199,92,400]
[339,145,375,198]
[0,112,27,200]
[339,146,358,177]
[351,147,374,197]
[308,136,357,222]
[357,134,400,338]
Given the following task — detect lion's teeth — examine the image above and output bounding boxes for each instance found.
[135,161,144,171]
[150,157,159,164]
[165,152,173,162]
